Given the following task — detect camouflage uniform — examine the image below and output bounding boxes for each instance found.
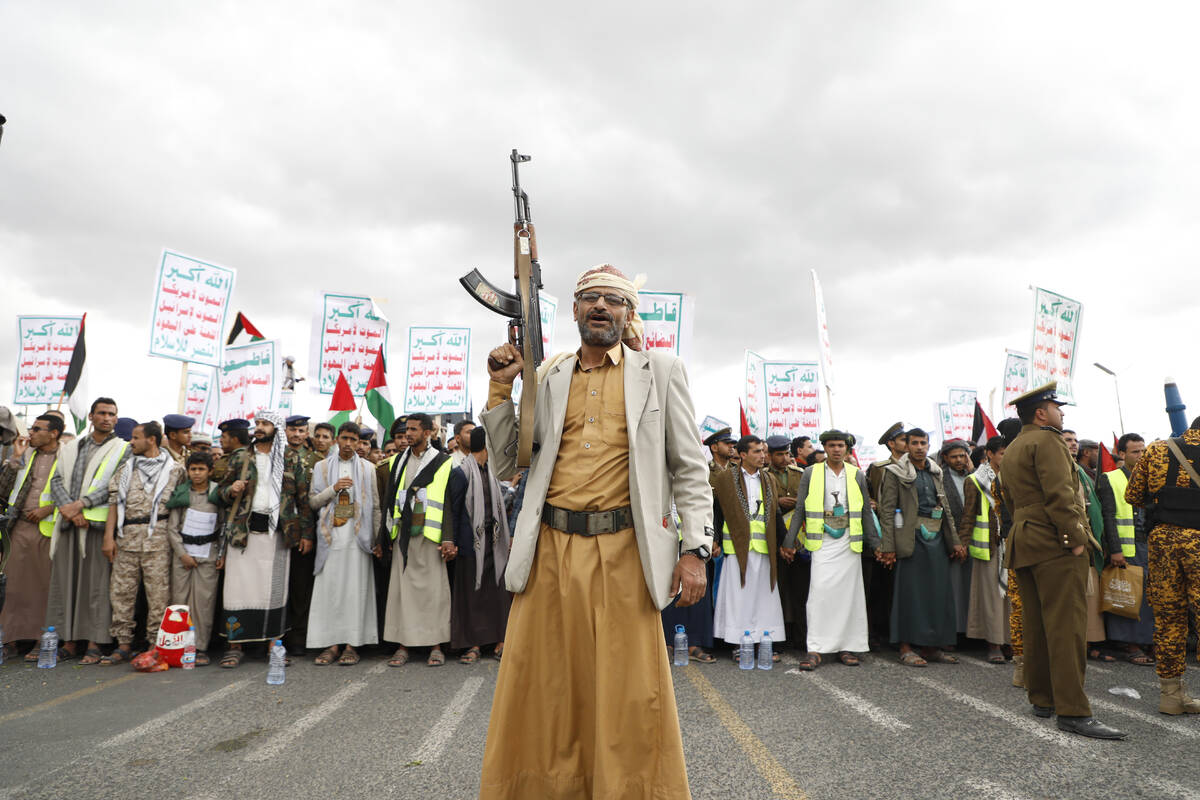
[1126,428,1200,680]
[216,445,313,550]
[211,452,232,483]
[107,459,184,645]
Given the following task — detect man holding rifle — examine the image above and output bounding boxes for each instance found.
[478,264,713,800]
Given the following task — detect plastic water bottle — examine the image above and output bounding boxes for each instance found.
[266,639,286,685]
[757,630,773,671]
[181,627,197,670]
[739,630,755,671]
[38,627,59,669]
[672,625,688,666]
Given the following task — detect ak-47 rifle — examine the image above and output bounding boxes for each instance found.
[459,149,544,468]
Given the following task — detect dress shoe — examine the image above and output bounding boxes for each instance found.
[1032,705,1054,718]
[1055,716,1126,740]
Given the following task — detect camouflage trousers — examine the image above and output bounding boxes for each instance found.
[1147,524,1200,679]
[1008,569,1023,657]
[109,531,171,645]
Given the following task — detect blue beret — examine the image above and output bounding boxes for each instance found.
[285,415,311,426]
[114,417,138,442]
[163,414,195,431]
[359,427,376,438]
[218,418,251,432]
[765,435,791,452]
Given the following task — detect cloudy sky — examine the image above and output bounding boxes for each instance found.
[3,1,1197,454]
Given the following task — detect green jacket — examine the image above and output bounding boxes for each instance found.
[1076,463,1105,573]
[214,446,314,549]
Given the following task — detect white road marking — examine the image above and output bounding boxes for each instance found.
[1089,697,1200,739]
[103,679,252,749]
[412,676,486,763]
[905,673,1087,747]
[960,778,1030,800]
[1086,662,1113,674]
[785,669,910,732]
[1144,776,1200,800]
[244,662,388,763]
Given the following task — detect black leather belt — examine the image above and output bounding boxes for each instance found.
[124,513,170,525]
[542,503,634,536]
[180,531,221,545]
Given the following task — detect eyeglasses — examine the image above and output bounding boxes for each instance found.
[576,292,628,308]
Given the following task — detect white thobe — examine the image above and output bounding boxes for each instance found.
[805,463,868,653]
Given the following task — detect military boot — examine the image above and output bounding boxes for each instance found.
[1011,655,1024,688]
[1159,677,1200,715]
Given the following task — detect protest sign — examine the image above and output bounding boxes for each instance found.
[762,361,821,439]
[1002,350,1030,414]
[937,402,955,443]
[539,291,558,355]
[403,326,470,414]
[811,270,835,394]
[744,350,766,438]
[1030,287,1083,403]
[311,292,390,395]
[947,387,977,441]
[216,339,279,423]
[638,291,695,363]
[183,366,219,435]
[148,250,236,367]
[699,415,731,442]
[13,315,82,405]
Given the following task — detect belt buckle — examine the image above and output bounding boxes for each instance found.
[566,509,592,536]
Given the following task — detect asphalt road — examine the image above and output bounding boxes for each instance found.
[2,644,1199,800]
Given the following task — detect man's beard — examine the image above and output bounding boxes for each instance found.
[255,431,275,444]
[577,310,621,347]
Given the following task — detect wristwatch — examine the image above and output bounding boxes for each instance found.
[682,543,712,562]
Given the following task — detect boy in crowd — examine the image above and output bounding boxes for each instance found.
[165,451,226,666]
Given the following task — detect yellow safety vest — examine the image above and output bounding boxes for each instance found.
[81,442,129,523]
[391,455,452,545]
[966,475,991,561]
[803,464,864,553]
[1105,469,1136,558]
[7,455,60,537]
[722,474,768,556]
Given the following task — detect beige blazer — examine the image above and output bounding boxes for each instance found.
[481,345,714,610]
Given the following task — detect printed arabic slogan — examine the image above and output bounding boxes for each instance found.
[1001,350,1030,414]
[311,292,390,395]
[404,326,470,414]
[508,291,558,409]
[14,316,82,405]
[699,415,731,443]
[217,339,279,423]
[637,291,694,362]
[183,367,219,436]
[762,361,821,440]
[148,250,237,367]
[937,402,955,444]
[1030,287,1083,404]
[947,387,977,441]
[744,350,766,438]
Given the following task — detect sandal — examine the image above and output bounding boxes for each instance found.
[79,647,104,666]
[314,646,340,666]
[899,650,927,667]
[1124,648,1155,666]
[220,649,244,669]
[24,649,39,664]
[193,651,210,667]
[838,651,860,666]
[987,648,1006,664]
[797,652,821,671]
[492,646,503,661]
[99,647,133,666]
[459,647,481,665]
[1088,648,1116,663]
[57,645,79,661]
[427,648,445,667]
[925,649,959,664]
[388,647,409,668]
[338,647,360,666]
[689,648,717,664]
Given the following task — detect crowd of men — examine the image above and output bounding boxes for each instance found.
[2,385,1199,729]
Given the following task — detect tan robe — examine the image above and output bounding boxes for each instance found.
[0,451,55,641]
[480,346,690,800]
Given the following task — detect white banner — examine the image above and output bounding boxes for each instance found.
[698,415,731,442]
[743,350,766,438]
[638,291,695,363]
[216,339,279,424]
[763,361,821,440]
[947,387,977,441]
[311,291,390,395]
[13,315,82,405]
[539,291,558,355]
[937,402,954,444]
[1001,349,1030,414]
[183,367,219,435]
[148,250,236,367]
[403,326,471,414]
[811,270,835,393]
[1030,287,1083,403]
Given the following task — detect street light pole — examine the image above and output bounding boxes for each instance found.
[1094,362,1125,435]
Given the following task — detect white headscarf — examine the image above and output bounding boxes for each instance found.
[255,410,288,532]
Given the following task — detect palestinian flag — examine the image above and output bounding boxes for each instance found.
[739,399,751,437]
[971,400,1000,447]
[63,314,89,434]
[328,371,356,429]
[364,349,395,433]
[1099,442,1119,473]
[226,311,264,345]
